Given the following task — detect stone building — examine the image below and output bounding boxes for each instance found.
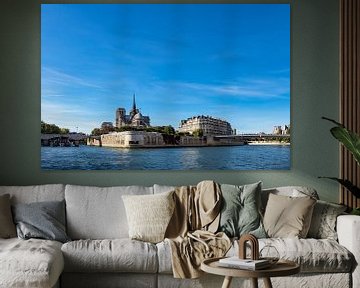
[273,125,290,135]
[178,115,233,135]
[101,131,164,148]
[115,94,150,128]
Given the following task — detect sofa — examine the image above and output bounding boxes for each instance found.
[0,183,359,288]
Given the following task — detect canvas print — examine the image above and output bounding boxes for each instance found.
[41,4,290,170]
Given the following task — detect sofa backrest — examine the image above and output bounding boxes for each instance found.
[0,184,65,204]
[65,184,154,240]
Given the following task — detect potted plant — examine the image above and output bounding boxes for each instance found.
[320,117,360,215]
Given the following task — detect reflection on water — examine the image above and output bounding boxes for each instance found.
[41,145,290,170]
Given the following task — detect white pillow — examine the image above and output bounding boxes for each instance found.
[122,191,175,243]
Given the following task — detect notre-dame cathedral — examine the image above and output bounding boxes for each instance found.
[115,94,150,128]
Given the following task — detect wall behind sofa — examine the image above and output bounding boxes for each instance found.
[0,0,340,202]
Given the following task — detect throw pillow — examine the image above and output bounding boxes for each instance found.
[218,182,266,238]
[0,194,17,238]
[307,200,347,240]
[122,190,175,243]
[12,200,70,243]
[263,193,316,238]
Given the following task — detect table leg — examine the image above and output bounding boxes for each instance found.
[251,278,258,288]
[221,276,233,288]
[263,277,273,288]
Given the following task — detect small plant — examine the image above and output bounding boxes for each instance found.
[319,117,360,204]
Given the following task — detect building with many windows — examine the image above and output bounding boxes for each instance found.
[178,115,233,135]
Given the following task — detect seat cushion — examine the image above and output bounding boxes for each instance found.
[228,238,354,273]
[0,238,64,288]
[157,238,354,274]
[62,239,158,273]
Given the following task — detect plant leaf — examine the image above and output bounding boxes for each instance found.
[330,126,360,165]
[318,177,360,198]
[322,116,360,165]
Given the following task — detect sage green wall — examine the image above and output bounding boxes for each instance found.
[0,0,340,202]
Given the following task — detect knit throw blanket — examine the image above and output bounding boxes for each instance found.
[165,181,231,279]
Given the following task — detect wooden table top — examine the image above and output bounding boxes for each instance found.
[201,257,300,278]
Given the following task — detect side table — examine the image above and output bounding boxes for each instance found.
[201,257,300,288]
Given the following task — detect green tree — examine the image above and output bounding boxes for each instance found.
[41,120,69,134]
[192,129,204,137]
[91,128,102,136]
[163,125,175,135]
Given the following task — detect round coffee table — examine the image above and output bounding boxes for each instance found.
[201,257,300,288]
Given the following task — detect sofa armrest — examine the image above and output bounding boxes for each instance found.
[337,215,360,288]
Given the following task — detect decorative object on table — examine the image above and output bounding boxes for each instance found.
[259,245,280,265]
[320,117,360,212]
[238,233,260,260]
[218,234,273,271]
[218,257,271,270]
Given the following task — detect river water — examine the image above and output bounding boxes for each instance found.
[41,145,290,170]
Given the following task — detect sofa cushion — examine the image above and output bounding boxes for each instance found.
[0,194,16,238]
[218,182,266,238]
[12,200,70,243]
[0,184,65,204]
[122,191,175,243]
[0,238,64,288]
[61,239,158,273]
[263,194,316,238]
[307,200,347,240]
[233,238,353,273]
[261,186,319,213]
[158,237,353,274]
[65,185,153,239]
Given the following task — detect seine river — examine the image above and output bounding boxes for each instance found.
[41,145,290,170]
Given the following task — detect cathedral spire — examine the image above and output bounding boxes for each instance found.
[132,93,137,112]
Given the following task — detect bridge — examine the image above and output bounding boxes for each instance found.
[212,134,290,143]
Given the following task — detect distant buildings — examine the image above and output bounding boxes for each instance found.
[178,115,233,135]
[273,125,290,135]
[115,94,150,128]
[101,122,114,130]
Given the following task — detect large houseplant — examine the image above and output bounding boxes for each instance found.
[320,117,360,214]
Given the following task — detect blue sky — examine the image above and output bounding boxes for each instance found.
[41,4,290,134]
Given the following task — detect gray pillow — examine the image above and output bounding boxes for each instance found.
[218,182,266,238]
[0,194,16,238]
[307,200,347,240]
[12,200,70,243]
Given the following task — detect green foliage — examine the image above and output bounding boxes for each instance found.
[322,117,360,165]
[91,128,102,136]
[192,129,204,137]
[41,121,69,134]
[321,117,360,199]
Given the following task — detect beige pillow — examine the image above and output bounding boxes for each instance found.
[0,194,16,238]
[263,193,316,238]
[122,191,175,243]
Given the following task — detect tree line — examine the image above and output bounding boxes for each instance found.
[41,121,69,134]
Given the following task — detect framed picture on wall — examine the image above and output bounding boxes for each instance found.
[41,4,290,170]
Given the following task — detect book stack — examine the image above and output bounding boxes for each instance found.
[218,257,271,270]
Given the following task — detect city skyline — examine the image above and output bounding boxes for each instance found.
[41,4,290,135]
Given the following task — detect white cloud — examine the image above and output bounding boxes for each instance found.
[42,67,104,90]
